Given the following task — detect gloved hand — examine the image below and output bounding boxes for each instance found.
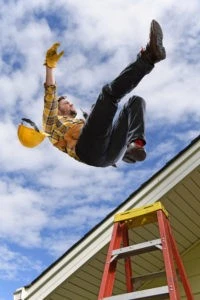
[44,43,64,68]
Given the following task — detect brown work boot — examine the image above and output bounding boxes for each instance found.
[122,142,146,164]
[141,20,166,64]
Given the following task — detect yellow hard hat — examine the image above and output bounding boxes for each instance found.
[18,118,46,148]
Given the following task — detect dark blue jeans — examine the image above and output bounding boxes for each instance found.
[76,56,154,167]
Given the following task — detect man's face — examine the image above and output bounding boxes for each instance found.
[58,98,77,117]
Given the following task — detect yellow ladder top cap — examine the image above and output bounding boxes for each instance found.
[114,202,168,225]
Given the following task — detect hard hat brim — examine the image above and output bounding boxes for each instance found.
[18,124,46,148]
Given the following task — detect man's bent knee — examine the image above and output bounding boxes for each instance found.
[126,95,146,109]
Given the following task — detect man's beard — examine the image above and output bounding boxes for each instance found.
[69,109,77,117]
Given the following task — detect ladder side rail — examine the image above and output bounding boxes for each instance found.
[122,224,134,293]
[157,210,181,300]
[166,218,194,300]
[98,222,123,299]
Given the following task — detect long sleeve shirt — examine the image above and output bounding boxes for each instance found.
[42,84,85,160]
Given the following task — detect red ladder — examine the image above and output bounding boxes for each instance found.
[98,202,193,300]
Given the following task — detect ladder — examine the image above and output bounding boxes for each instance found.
[98,202,193,300]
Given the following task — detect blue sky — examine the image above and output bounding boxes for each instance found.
[0,0,200,299]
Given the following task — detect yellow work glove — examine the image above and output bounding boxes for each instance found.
[44,43,64,68]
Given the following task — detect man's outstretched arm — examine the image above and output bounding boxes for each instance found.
[45,66,55,86]
[43,43,64,135]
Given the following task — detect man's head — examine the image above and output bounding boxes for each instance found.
[57,96,77,118]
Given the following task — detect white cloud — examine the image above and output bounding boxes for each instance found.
[174,130,200,143]
[0,179,49,247]
[0,244,43,280]
[1,0,200,122]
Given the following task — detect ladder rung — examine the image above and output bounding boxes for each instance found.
[132,271,166,284]
[111,239,162,261]
[103,286,169,300]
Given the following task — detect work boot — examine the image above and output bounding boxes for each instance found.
[122,142,146,164]
[140,19,166,64]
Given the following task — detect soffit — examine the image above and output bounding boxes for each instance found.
[46,166,200,300]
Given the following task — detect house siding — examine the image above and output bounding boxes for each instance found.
[142,240,200,299]
[180,241,200,299]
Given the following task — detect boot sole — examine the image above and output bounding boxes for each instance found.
[122,147,146,163]
[151,20,166,60]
